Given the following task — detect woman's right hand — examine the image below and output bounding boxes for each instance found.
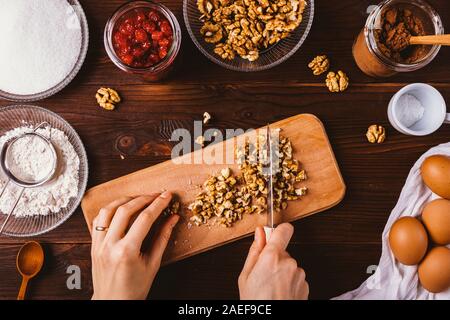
[238,223,309,300]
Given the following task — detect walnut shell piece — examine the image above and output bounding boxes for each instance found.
[325,70,349,93]
[366,125,386,144]
[308,55,330,76]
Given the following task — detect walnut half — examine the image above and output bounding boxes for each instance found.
[325,71,349,93]
[96,87,121,111]
[308,55,330,76]
[366,125,386,144]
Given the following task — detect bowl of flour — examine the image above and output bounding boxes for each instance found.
[0,105,88,237]
[0,0,89,102]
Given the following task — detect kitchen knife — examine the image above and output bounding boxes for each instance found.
[263,125,275,241]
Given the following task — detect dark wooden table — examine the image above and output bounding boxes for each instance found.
[1,0,449,300]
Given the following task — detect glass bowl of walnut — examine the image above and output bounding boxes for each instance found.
[183,0,314,72]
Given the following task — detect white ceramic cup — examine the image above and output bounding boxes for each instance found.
[388,83,449,136]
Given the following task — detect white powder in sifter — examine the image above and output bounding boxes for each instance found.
[0,126,80,217]
[396,94,425,128]
[0,0,82,95]
[6,135,56,183]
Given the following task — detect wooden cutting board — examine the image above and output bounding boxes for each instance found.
[81,114,345,264]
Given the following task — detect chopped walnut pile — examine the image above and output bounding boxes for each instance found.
[237,133,307,212]
[188,133,307,227]
[197,0,307,61]
[366,125,386,144]
[325,71,349,93]
[308,55,330,75]
[188,168,257,227]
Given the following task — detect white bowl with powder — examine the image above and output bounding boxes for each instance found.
[0,0,89,102]
[388,83,449,136]
[0,105,88,237]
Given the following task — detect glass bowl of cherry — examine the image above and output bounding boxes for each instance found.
[104,0,181,81]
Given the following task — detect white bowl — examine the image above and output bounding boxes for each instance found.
[388,83,448,136]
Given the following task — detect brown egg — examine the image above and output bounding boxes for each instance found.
[422,199,450,245]
[389,217,428,265]
[421,155,450,200]
[418,246,450,293]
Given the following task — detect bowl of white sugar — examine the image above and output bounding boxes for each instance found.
[0,0,89,102]
[0,105,88,237]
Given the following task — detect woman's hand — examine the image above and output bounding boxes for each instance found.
[238,223,309,300]
[91,192,179,300]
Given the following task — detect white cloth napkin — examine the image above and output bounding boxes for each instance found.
[335,142,450,300]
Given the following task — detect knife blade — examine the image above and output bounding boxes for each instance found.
[264,124,275,240]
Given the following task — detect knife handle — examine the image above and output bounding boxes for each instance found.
[264,226,273,241]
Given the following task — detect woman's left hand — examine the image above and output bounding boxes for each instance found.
[91,191,179,300]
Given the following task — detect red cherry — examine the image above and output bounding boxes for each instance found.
[142,20,156,33]
[151,31,163,41]
[148,53,160,64]
[159,47,168,59]
[148,10,160,22]
[123,17,135,26]
[120,22,135,36]
[119,24,129,36]
[135,10,147,23]
[120,54,134,65]
[160,21,172,36]
[134,29,148,43]
[158,38,170,48]
[132,47,145,58]
[113,32,128,47]
[141,41,152,51]
[119,44,132,55]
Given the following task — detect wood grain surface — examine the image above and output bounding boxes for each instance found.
[0,0,449,299]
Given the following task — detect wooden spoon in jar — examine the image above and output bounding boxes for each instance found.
[394,34,450,52]
[409,34,450,46]
[16,241,44,300]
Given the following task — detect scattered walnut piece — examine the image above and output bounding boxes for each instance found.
[197,0,307,61]
[203,111,212,124]
[163,198,181,216]
[366,125,386,144]
[308,55,330,75]
[325,71,349,93]
[195,135,205,146]
[96,87,121,111]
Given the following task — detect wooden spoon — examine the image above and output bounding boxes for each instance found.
[409,34,450,46]
[16,241,44,300]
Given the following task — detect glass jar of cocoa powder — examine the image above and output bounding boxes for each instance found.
[353,0,443,78]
